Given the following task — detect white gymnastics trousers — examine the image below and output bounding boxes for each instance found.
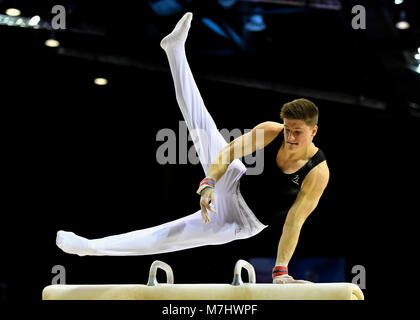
[56,12,267,256]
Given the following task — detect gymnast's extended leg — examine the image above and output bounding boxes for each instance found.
[56,13,248,256]
[160,12,229,172]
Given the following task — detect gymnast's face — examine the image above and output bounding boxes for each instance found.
[283,119,318,152]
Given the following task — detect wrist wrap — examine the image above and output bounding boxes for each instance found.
[196,177,216,195]
[272,266,288,279]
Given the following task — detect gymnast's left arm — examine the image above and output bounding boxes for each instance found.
[273,162,329,284]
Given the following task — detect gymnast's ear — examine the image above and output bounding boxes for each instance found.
[311,125,318,137]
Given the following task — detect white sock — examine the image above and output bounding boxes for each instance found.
[56,230,94,256]
[160,12,193,51]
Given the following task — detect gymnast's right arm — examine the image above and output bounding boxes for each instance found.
[198,121,283,223]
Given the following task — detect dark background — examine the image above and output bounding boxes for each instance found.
[1,0,419,310]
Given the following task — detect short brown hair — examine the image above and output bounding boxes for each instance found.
[280,98,318,127]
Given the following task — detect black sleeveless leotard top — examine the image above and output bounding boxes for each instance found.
[239,132,326,225]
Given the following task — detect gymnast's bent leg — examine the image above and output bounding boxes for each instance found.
[55,13,259,256]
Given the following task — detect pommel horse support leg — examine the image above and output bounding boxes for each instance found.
[42,260,364,300]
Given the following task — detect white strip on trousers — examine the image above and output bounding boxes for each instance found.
[56,13,267,256]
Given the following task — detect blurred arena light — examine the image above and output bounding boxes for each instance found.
[28,15,40,27]
[396,20,410,30]
[45,38,60,47]
[218,0,237,9]
[94,78,108,86]
[244,8,266,32]
[395,10,410,30]
[147,0,183,16]
[241,0,341,10]
[45,29,60,47]
[5,8,20,16]
[0,11,104,36]
[201,18,229,39]
[396,21,410,30]
[0,13,41,29]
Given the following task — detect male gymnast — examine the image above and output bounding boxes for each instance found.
[56,12,329,284]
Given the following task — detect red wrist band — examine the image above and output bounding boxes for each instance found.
[272,266,288,279]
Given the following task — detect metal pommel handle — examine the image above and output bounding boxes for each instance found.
[231,259,256,286]
[146,260,174,286]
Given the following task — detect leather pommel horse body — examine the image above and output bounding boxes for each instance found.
[42,260,364,300]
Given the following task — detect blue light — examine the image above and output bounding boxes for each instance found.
[201,18,229,39]
[148,0,183,16]
[244,14,266,32]
[218,0,237,9]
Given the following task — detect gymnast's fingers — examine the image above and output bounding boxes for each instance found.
[210,191,217,214]
[293,279,312,284]
[206,201,216,215]
[273,278,285,284]
[201,191,216,214]
[200,194,208,209]
[200,202,210,223]
[203,210,210,223]
[273,275,293,284]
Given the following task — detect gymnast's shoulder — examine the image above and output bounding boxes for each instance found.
[302,160,330,194]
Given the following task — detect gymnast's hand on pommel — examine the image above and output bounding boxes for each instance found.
[199,187,217,224]
[273,275,312,284]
